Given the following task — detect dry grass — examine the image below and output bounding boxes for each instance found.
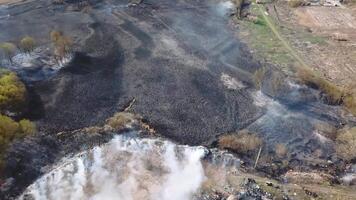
[270,72,285,96]
[335,127,356,161]
[219,130,263,154]
[341,84,356,115]
[275,143,288,158]
[314,122,337,140]
[297,68,356,115]
[288,0,306,8]
[297,68,343,105]
[106,112,135,131]
[253,67,267,90]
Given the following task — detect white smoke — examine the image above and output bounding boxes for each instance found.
[19,134,207,200]
[215,1,235,17]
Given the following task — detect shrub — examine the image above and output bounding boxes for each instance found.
[50,30,62,43]
[219,130,263,154]
[0,115,35,144]
[253,67,267,90]
[335,127,356,161]
[0,42,16,62]
[297,68,343,105]
[50,31,73,58]
[0,115,19,147]
[56,36,73,57]
[19,119,36,135]
[20,36,36,53]
[288,0,305,7]
[275,143,288,158]
[0,71,26,113]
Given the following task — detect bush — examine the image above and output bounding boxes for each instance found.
[0,115,35,149]
[336,127,356,161]
[50,30,62,43]
[0,42,16,62]
[0,115,19,147]
[297,68,343,105]
[50,31,73,58]
[20,36,36,53]
[19,119,36,135]
[0,71,26,113]
[219,130,263,154]
[288,0,305,7]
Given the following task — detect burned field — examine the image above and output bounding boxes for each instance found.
[1,0,263,145]
[1,0,356,199]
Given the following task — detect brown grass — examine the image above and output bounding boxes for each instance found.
[288,0,305,8]
[270,72,285,96]
[253,67,267,89]
[343,87,356,115]
[106,112,135,131]
[297,68,356,115]
[297,68,343,105]
[335,127,356,161]
[275,143,288,158]
[219,130,263,154]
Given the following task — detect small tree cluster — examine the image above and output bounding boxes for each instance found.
[50,30,73,59]
[0,70,26,114]
[1,36,36,62]
[0,115,36,149]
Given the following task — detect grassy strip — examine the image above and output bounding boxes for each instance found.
[256,4,308,69]
[252,3,356,114]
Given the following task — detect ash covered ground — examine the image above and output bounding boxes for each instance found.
[1,0,262,145]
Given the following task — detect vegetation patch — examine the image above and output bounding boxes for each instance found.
[50,30,73,59]
[288,0,306,8]
[253,67,267,90]
[19,36,36,53]
[297,68,343,105]
[335,127,356,161]
[0,115,36,170]
[274,143,288,158]
[219,130,263,154]
[106,112,136,131]
[0,42,16,62]
[239,4,297,70]
[0,70,27,114]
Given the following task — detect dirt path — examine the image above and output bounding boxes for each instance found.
[256,4,309,70]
